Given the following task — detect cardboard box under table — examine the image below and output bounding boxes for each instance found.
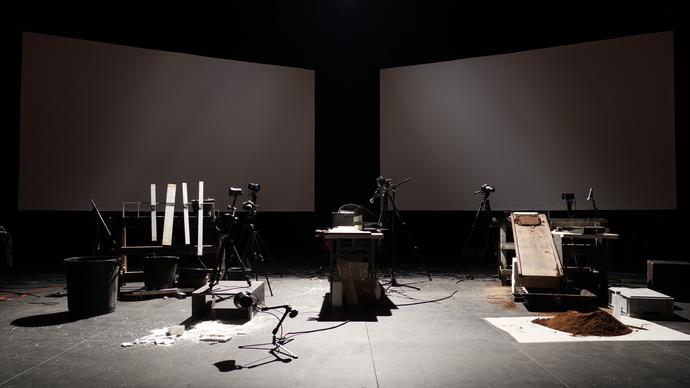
[320,228,383,307]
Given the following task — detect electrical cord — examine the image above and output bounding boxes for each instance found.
[393,289,458,307]
[285,320,350,339]
[257,309,284,338]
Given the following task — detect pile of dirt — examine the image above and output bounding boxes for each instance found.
[487,294,517,309]
[532,310,632,336]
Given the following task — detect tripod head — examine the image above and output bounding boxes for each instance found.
[369,176,412,204]
[214,187,244,235]
[474,184,495,200]
[242,182,261,223]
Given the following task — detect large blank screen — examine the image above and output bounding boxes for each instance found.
[20,32,314,211]
[381,32,675,210]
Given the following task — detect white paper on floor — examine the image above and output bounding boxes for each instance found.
[128,315,275,347]
[484,316,690,343]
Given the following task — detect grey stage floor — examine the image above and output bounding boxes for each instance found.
[1,269,690,388]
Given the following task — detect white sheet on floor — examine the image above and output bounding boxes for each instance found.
[484,316,690,343]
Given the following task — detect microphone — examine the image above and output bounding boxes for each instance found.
[587,187,593,201]
[369,187,382,204]
[369,191,377,204]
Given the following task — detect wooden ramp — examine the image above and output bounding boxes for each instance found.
[511,212,563,289]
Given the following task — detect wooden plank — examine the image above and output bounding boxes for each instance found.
[182,182,190,245]
[150,184,157,241]
[511,213,563,279]
[197,181,204,257]
[337,260,358,305]
[162,184,177,246]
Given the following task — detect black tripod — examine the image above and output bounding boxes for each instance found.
[238,184,274,296]
[239,219,274,296]
[209,191,252,290]
[371,177,431,291]
[456,184,496,272]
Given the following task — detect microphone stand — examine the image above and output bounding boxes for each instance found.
[374,178,431,291]
[587,188,598,217]
[238,305,298,359]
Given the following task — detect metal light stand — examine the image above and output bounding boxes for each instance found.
[238,305,299,360]
[372,177,432,291]
[455,185,495,272]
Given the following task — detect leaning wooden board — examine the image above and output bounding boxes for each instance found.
[511,212,563,289]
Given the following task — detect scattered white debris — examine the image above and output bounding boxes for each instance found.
[126,316,274,348]
[154,337,176,346]
[167,325,185,336]
[199,334,231,343]
[121,342,133,347]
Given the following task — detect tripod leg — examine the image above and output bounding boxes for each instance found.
[209,236,227,290]
[455,201,485,273]
[476,200,497,265]
[250,227,273,296]
[390,200,432,281]
[255,231,282,278]
[275,343,298,359]
[228,240,252,287]
[240,228,260,281]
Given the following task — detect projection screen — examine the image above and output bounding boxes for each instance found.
[380,31,675,211]
[20,32,314,211]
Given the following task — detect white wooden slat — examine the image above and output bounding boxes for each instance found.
[162,184,177,246]
[182,182,190,245]
[197,181,204,256]
[150,184,157,241]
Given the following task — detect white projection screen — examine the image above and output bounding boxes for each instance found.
[381,32,675,211]
[20,32,314,211]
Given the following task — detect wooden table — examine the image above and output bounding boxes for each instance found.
[316,227,384,306]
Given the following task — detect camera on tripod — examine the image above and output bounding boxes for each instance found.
[243,200,256,212]
[376,176,392,188]
[474,183,495,198]
[215,187,244,233]
[248,183,260,193]
[243,182,261,218]
[228,187,243,197]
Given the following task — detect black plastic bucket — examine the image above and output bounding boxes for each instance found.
[227,267,248,281]
[143,256,178,290]
[64,256,120,318]
[178,267,210,289]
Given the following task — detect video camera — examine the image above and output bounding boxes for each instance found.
[243,182,261,215]
[228,187,243,197]
[474,183,495,198]
[376,176,392,188]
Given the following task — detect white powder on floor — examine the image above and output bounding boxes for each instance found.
[128,315,275,347]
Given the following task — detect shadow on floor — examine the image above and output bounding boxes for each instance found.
[316,293,397,322]
[11,311,77,327]
[214,359,242,372]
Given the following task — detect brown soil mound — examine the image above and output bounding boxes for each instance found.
[532,310,632,336]
[487,294,517,309]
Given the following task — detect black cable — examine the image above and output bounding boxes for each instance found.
[337,203,379,220]
[394,290,458,307]
[258,309,284,338]
[285,321,350,338]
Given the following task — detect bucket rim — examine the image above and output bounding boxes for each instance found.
[142,256,180,261]
[64,256,121,263]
